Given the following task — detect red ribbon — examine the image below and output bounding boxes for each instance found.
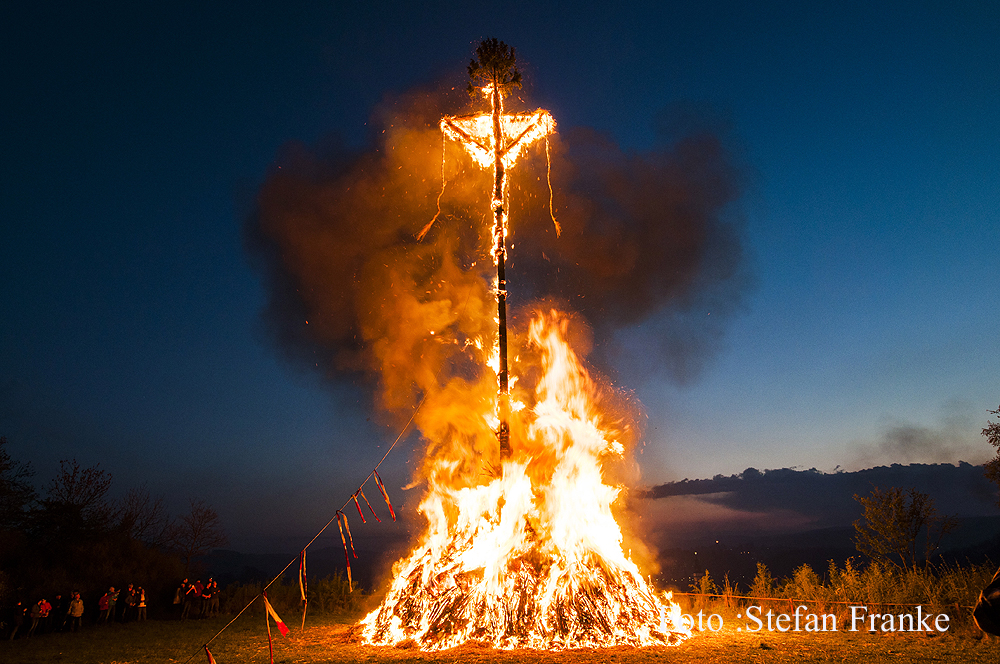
[352,493,366,523]
[373,471,396,521]
[336,511,353,592]
[358,488,381,523]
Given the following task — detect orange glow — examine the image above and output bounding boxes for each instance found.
[359,311,691,649]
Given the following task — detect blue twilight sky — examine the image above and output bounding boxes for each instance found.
[2,1,998,549]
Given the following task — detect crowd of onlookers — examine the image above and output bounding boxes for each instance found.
[4,592,88,640]
[177,578,221,620]
[4,578,221,640]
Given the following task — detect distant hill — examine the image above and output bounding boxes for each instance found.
[641,462,1000,587]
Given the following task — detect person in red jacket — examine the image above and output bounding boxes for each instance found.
[98,588,113,623]
[192,579,205,617]
[37,598,51,632]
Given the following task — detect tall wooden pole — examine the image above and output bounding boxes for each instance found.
[438,40,552,461]
[490,79,511,460]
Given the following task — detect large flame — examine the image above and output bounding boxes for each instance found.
[360,311,691,649]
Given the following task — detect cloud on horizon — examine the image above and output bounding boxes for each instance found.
[635,462,999,546]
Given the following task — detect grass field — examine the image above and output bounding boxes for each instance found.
[3,612,1000,664]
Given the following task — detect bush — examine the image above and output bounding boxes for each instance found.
[219,573,361,618]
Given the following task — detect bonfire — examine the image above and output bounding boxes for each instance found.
[359,39,691,651]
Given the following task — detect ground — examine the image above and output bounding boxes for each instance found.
[2,614,999,663]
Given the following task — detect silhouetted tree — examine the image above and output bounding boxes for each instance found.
[983,405,1000,506]
[168,498,228,572]
[116,484,170,547]
[853,486,957,571]
[0,436,36,531]
[36,458,115,537]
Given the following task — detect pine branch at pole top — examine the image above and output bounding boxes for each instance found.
[179,397,424,664]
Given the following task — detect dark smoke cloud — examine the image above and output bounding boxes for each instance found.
[245,82,751,413]
[850,404,989,469]
[507,121,751,382]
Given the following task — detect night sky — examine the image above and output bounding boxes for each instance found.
[3,2,998,551]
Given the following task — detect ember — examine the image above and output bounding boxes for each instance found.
[359,40,691,650]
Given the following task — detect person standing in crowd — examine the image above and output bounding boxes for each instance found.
[127,584,139,621]
[173,578,186,617]
[39,595,62,632]
[204,578,220,617]
[37,597,51,632]
[192,579,205,617]
[200,579,212,617]
[136,587,146,621]
[54,593,69,632]
[121,584,135,622]
[7,601,26,640]
[107,586,119,622]
[98,588,113,623]
[181,578,198,619]
[27,599,43,637]
[67,592,84,632]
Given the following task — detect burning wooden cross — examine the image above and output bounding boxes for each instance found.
[430,39,556,460]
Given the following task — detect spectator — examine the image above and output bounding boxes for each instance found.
[201,579,212,617]
[37,597,51,632]
[136,587,146,621]
[181,579,198,619]
[107,586,119,622]
[204,578,220,617]
[67,592,84,632]
[7,601,26,640]
[122,584,135,622]
[128,584,139,621]
[98,588,113,623]
[173,578,187,618]
[192,579,205,617]
[48,594,63,632]
[27,599,43,637]
[51,595,67,632]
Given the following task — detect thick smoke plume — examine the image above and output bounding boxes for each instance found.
[245,84,749,472]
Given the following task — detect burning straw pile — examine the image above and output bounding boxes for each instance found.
[359,313,690,649]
